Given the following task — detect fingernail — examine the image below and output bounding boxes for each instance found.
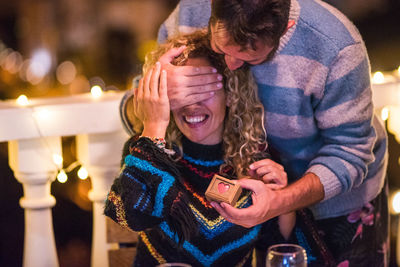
[210,202,216,208]
[156,61,160,66]
[217,74,223,81]
[249,164,254,169]
[217,82,223,88]
[212,68,217,73]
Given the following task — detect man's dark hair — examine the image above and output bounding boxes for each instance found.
[210,0,291,50]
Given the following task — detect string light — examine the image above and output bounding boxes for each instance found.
[16,94,29,106]
[57,170,68,183]
[52,154,63,168]
[372,71,385,84]
[77,166,89,180]
[398,66,400,76]
[392,191,400,214]
[27,107,86,185]
[381,107,389,121]
[54,161,89,183]
[90,85,103,98]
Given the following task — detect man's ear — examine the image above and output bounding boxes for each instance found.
[283,20,296,35]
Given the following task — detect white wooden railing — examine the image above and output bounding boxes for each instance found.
[0,91,128,267]
[0,77,399,267]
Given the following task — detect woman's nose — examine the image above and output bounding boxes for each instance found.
[225,55,244,70]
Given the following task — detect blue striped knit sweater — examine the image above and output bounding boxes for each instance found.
[104,137,280,266]
[150,0,388,220]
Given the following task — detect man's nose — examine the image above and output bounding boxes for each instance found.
[225,55,244,70]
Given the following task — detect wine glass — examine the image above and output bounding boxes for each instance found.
[266,244,307,267]
[157,263,192,267]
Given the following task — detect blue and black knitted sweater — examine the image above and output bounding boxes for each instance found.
[104,136,281,266]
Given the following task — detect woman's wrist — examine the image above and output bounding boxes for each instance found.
[139,135,166,149]
[141,124,167,139]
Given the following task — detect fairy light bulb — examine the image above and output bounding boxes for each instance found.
[91,85,103,98]
[52,154,63,168]
[392,191,400,214]
[372,71,385,84]
[381,107,389,121]
[16,95,29,106]
[77,166,89,180]
[57,170,68,183]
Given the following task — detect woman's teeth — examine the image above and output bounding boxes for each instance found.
[184,115,206,123]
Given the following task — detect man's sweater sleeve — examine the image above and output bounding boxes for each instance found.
[104,138,181,231]
[307,42,377,201]
[119,88,136,136]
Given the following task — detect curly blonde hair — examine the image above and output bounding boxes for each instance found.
[135,30,267,177]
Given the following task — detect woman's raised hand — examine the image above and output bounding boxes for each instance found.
[248,159,288,190]
[134,62,170,138]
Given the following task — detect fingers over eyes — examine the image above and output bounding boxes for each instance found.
[178,65,217,76]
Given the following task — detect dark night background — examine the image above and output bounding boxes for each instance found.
[0,0,399,266]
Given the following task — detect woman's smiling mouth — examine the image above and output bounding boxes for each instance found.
[183,114,209,127]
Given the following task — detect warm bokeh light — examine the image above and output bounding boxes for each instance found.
[381,107,389,121]
[4,51,23,74]
[69,75,90,94]
[0,48,12,67]
[90,85,103,98]
[30,48,52,76]
[16,94,29,106]
[372,71,385,84]
[77,166,89,180]
[26,48,52,84]
[56,61,77,85]
[137,39,158,62]
[57,170,68,183]
[398,66,400,76]
[392,191,400,214]
[33,108,51,121]
[18,59,30,82]
[26,62,44,85]
[52,154,63,168]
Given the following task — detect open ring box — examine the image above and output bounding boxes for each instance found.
[205,174,243,206]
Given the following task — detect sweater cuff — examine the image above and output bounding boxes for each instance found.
[119,89,136,136]
[120,75,141,136]
[307,164,342,201]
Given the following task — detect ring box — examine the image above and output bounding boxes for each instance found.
[205,174,242,206]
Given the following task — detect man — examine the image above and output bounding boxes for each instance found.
[121,0,388,264]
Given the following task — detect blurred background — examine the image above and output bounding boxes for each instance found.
[0,0,399,266]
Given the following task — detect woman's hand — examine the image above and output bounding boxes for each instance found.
[248,159,287,189]
[134,62,170,138]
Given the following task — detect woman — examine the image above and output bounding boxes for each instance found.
[104,30,290,266]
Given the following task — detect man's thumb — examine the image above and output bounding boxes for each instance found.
[238,178,264,194]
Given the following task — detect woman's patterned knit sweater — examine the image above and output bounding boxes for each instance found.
[104,136,270,266]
